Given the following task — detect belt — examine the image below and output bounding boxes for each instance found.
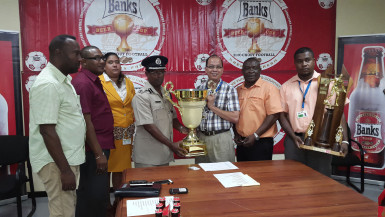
[295,132,305,137]
[113,124,135,140]
[201,129,229,136]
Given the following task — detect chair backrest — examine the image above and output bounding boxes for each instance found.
[0,135,29,166]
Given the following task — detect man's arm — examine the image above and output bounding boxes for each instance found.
[39,124,76,191]
[143,123,187,157]
[83,114,107,174]
[255,113,279,136]
[206,94,239,124]
[173,118,189,134]
[279,112,303,148]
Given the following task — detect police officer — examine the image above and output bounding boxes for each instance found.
[132,55,188,168]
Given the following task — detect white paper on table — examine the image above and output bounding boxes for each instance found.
[213,172,260,188]
[126,196,174,217]
[198,161,239,171]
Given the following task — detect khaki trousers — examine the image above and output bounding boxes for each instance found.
[38,163,80,217]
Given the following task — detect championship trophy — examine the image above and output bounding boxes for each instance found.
[301,65,353,157]
[112,15,134,52]
[163,82,208,157]
[245,18,265,54]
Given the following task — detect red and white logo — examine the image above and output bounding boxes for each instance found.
[316,53,333,70]
[196,0,212,6]
[79,0,166,71]
[25,51,47,72]
[318,0,335,9]
[194,54,210,71]
[217,0,292,69]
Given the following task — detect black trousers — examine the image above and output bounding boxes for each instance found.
[236,137,274,161]
[76,150,110,217]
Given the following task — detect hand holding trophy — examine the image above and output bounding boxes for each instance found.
[163,81,208,157]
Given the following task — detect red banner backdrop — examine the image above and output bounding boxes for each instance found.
[19,0,337,154]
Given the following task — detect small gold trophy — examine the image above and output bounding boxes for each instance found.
[163,82,208,157]
[112,15,134,52]
[302,65,352,157]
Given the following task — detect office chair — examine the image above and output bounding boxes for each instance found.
[0,135,36,217]
[331,127,365,193]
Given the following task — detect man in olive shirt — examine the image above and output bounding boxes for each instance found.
[29,35,85,217]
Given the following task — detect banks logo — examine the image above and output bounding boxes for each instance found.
[217,0,291,69]
[238,0,272,22]
[352,112,384,153]
[103,0,142,19]
[79,0,166,71]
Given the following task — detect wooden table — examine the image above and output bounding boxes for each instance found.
[116,160,377,217]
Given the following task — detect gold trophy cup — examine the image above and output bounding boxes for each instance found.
[112,14,134,52]
[163,81,208,157]
[245,18,265,54]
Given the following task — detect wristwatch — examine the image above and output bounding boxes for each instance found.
[254,133,260,141]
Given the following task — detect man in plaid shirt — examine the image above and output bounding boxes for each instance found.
[195,55,240,163]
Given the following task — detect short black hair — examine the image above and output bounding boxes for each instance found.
[80,46,100,58]
[103,52,119,61]
[205,54,223,67]
[243,57,261,66]
[48,35,76,59]
[294,47,314,59]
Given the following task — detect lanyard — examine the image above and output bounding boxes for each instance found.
[215,80,223,93]
[298,80,312,109]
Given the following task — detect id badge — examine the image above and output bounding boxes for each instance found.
[297,110,308,118]
[123,138,131,145]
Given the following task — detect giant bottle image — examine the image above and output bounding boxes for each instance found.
[348,46,385,168]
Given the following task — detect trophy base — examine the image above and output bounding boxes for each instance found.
[299,144,344,157]
[315,141,331,149]
[180,142,207,157]
[117,46,132,52]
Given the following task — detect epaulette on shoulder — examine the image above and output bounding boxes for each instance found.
[138,88,153,94]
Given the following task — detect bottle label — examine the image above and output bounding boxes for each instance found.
[352,111,384,153]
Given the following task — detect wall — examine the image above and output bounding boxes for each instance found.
[0,0,20,31]
[335,0,385,58]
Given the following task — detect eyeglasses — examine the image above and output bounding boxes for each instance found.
[83,56,104,61]
[206,65,223,69]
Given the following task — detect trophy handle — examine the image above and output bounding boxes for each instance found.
[163,81,183,116]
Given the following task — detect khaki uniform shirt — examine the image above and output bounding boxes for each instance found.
[132,82,177,165]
